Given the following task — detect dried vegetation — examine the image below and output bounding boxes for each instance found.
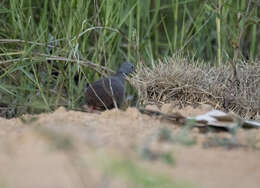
[131,57,260,119]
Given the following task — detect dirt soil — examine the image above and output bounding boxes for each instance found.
[0,104,260,188]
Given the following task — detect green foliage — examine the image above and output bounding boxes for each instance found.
[106,159,192,188]
[0,0,259,116]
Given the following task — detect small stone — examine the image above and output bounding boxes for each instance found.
[145,105,160,111]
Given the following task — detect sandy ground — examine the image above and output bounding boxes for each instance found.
[0,104,260,188]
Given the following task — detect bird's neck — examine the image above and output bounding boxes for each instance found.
[114,72,126,81]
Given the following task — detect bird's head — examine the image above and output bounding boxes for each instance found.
[118,61,134,75]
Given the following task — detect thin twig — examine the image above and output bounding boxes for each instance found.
[35,53,115,75]
[0,39,58,49]
[108,78,118,109]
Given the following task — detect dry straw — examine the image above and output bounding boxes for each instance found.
[131,57,260,119]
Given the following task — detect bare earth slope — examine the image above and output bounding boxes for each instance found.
[0,106,260,188]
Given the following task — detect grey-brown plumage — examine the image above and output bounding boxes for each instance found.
[85,62,134,110]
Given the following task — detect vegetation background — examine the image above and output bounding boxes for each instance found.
[0,0,259,117]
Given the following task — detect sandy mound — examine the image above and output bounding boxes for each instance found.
[0,105,260,188]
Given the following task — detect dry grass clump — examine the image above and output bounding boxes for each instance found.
[131,57,260,119]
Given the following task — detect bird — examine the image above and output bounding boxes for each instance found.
[84,61,134,110]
